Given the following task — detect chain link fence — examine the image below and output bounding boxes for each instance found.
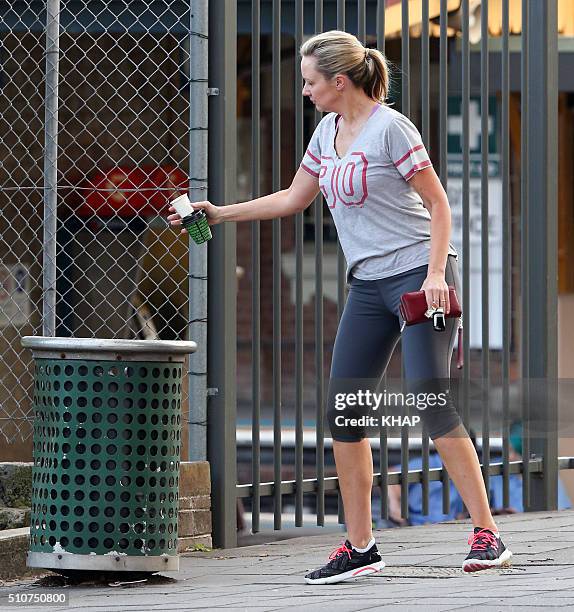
[0,1,204,457]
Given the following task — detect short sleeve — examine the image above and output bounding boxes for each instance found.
[299,121,323,178]
[386,115,432,181]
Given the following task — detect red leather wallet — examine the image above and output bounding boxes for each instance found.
[399,287,464,368]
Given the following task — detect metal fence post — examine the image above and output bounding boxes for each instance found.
[207,0,237,548]
[187,0,209,463]
[43,0,60,337]
[525,0,558,511]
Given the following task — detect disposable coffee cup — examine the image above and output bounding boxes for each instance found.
[181,210,212,244]
[170,194,212,244]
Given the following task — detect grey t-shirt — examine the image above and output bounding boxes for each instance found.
[300,104,457,283]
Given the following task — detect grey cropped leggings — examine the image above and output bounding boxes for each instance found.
[327,255,462,442]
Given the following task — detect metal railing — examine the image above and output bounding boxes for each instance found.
[207,0,566,548]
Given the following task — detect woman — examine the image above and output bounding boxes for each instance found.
[168,30,512,584]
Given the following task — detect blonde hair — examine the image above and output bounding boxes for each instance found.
[300,30,389,104]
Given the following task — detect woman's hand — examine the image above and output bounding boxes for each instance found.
[167,200,222,235]
[421,271,450,314]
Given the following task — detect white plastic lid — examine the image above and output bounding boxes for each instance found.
[170,194,195,218]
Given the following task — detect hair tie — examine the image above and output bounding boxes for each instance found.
[364,48,369,61]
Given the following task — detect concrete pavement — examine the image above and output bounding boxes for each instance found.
[2,509,574,611]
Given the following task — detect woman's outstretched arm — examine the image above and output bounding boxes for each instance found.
[167,167,320,232]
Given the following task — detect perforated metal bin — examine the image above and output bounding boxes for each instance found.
[21,337,197,573]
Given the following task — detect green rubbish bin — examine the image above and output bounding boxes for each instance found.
[21,337,197,573]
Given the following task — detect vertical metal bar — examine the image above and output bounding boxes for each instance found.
[358,0,366,43]
[480,0,490,501]
[461,0,471,433]
[336,230,346,325]
[336,1,346,319]
[439,0,447,187]
[43,0,60,338]
[525,0,558,511]
[460,0,471,518]
[335,0,346,526]
[401,0,409,116]
[188,0,209,464]
[295,0,304,529]
[400,417,409,520]
[207,0,238,549]
[400,0,410,521]
[272,0,282,531]
[314,0,325,528]
[380,403,389,520]
[439,0,450,514]
[377,0,385,55]
[420,0,430,518]
[462,0,470,520]
[520,0,529,511]
[421,423,429,517]
[377,0,387,521]
[251,0,262,534]
[337,0,345,31]
[501,0,511,509]
[421,0,429,145]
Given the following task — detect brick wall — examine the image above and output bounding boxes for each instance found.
[178,461,212,552]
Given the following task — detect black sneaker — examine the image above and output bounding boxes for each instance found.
[304,539,385,585]
[462,527,513,572]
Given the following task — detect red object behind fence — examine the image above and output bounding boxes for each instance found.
[77,166,188,218]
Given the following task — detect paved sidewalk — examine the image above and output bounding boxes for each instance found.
[2,510,574,611]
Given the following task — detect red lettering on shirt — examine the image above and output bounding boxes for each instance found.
[320,152,369,208]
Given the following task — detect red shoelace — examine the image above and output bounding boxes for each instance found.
[329,542,353,561]
[468,529,498,550]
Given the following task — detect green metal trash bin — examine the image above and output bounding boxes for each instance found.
[21,337,197,573]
